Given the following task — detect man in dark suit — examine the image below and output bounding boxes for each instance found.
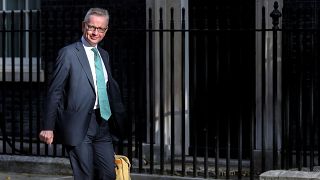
[39,7,126,180]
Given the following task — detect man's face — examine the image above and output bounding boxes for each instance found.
[82,15,108,46]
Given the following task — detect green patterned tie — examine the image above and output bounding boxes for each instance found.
[92,48,111,120]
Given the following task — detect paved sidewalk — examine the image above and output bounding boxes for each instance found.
[0,172,73,180]
[0,172,213,180]
[0,155,212,180]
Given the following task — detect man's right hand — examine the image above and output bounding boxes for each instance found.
[39,130,54,144]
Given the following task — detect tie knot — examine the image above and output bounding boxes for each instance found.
[91,48,99,54]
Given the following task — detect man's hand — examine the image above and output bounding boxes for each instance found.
[39,130,54,144]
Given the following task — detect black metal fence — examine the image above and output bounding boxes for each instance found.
[0,10,44,156]
[1,2,320,179]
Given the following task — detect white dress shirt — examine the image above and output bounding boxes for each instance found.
[81,36,109,109]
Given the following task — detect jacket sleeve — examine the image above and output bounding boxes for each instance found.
[42,47,71,130]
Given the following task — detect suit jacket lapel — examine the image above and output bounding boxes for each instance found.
[74,41,95,92]
[98,47,112,79]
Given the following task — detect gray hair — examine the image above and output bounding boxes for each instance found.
[83,8,109,22]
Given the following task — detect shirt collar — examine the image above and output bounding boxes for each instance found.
[81,36,97,49]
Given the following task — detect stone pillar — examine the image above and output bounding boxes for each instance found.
[255,0,283,172]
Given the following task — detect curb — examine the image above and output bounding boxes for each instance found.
[0,154,72,176]
[0,155,215,180]
[260,170,320,180]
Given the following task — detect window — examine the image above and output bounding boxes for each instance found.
[2,0,40,10]
[0,0,43,82]
[6,0,26,10]
[0,0,40,57]
[0,10,40,57]
[28,0,40,10]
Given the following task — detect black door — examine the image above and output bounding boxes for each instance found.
[188,0,256,159]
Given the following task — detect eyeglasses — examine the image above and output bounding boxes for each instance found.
[85,23,107,33]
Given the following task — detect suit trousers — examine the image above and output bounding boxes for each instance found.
[66,109,116,180]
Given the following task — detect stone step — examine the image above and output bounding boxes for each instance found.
[260,170,320,180]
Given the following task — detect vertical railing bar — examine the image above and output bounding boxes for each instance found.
[215,66,220,177]
[301,31,307,168]
[226,15,231,179]
[310,3,318,170]
[135,8,141,169]
[261,6,266,172]
[181,7,186,177]
[287,90,291,169]
[287,28,293,169]
[192,50,197,178]
[250,105,255,180]
[159,7,165,175]
[297,9,304,169]
[310,1,317,170]
[249,7,256,179]
[280,6,286,170]
[28,10,33,155]
[19,9,24,154]
[203,6,209,178]
[148,8,154,174]
[238,7,244,179]
[38,9,45,156]
[226,105,230,179]
[170,7,175,176]
[11,10,16,154]
[318,69,320,168]
[139,34,144,173]
[297,27,303,171]
[214,6,220,177]
[318,25,320,167]
[298,58,303,170]
[238,105,243,179]
[1,11,7,154]
[44,13,50,156]
[272,16,278,171]
[310,39,315,171]
[226,44,230,180]
[136,30,143,173]
[122,28,126,157]
[282,21,291,168]
[302,82,307,163]
[214,72,220,178]
[191,15,198,178]
[284,6,291,170]
[36,10,41,157]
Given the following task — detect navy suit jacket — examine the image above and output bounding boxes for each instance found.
[43,40,126,146]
